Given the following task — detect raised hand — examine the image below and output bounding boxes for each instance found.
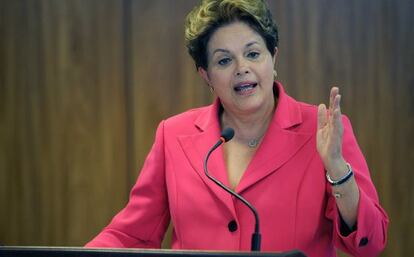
[317,87,347,176]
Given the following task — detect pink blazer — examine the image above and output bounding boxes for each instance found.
[86,82,388,257]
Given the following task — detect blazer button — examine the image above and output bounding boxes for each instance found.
[359,237,369,247]
[228,220,238,232]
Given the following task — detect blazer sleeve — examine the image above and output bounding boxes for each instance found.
[325,115,389,257]
[86,121,170,248]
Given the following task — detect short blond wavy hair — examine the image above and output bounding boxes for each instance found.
[185,0,278,70]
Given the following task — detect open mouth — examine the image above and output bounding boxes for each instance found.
[234,83,258,92]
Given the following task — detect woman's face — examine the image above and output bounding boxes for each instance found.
[199,21,277,116]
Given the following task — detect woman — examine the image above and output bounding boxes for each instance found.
[86,1,388,256]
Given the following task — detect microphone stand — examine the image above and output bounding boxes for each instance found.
[203,129,261,251]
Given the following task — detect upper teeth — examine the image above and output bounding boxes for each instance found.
[241,85,252,90]
[236,83,255,91]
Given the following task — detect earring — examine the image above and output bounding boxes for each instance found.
[209,86,215,94]
[273,70,278,79]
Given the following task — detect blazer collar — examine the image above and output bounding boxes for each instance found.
[178,82,312,212]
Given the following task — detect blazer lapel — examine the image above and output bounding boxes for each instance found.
[236,82,313,194]
[236,123,313,194]
[178,100,236,216]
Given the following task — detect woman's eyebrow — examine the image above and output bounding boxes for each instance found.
[245,41,260,48]
[212,48,230,56]
[211,41,260,56]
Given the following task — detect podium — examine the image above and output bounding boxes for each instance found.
[0,246,307,257]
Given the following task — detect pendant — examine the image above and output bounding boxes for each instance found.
[248,138,260,148]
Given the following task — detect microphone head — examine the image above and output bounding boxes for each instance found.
[221,127,235,142]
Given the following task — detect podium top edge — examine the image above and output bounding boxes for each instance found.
[0,246,306,257]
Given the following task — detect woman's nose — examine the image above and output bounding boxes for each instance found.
[235,60,250,76]
[235,69,249,76]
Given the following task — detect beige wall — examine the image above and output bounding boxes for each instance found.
[1,1,413,256]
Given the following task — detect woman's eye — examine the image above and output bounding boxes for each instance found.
[218,57,231,66]
[247,51,260,59]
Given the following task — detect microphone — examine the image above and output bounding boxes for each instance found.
[220,127,235,142]
[203,127,261,251]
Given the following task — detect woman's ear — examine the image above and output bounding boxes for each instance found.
[272,47,278,66]
[198,67,210,86]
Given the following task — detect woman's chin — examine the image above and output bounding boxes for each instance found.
[233,96,270,114]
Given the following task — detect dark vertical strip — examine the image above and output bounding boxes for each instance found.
[122,0,134,196]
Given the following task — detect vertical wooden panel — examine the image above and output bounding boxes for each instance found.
[128,0,211,181]
[384,1,414,256]
[0,0,128,246]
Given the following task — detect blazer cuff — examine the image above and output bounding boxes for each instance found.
[333,189,388,257]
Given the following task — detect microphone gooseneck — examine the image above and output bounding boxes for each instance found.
[203,127,261,251]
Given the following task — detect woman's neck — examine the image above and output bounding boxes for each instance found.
[220,97,277,146]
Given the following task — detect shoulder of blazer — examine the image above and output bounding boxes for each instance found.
[163,103,216,135]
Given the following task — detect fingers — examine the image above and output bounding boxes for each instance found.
[320,86,343,131]
[332,94,343,134]
[317,103,327,130]
[329,87,339,114]
[334,93,341,115]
